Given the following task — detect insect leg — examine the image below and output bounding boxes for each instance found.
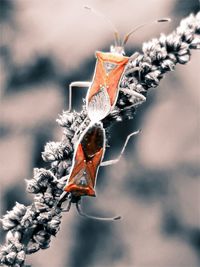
[68,81,92,112]
[100,130,140,167]
[57,192,72,212]
[76,201,121,221]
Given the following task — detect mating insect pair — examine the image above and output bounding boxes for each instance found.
[59,7,170,220]
[59,48,140,220]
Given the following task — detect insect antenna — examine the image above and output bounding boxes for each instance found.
[122,17,171,46]
[76,201,121,221]
[84,6,120,46]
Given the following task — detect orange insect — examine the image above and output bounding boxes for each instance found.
[64,123,105,198]
[68,47,144,123]
[59,121,139,220]
[59,122,127,221]
[67,7,169,122]
[85,51,129,122]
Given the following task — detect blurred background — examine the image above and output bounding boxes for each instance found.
[0,0,200,267]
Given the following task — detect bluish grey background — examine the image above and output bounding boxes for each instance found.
[0,0,200,267]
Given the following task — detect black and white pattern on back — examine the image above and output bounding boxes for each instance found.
[103,62,117,74]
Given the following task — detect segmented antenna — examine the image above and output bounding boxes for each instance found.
[76,202,121,221]
[84,6,120,46]
[122,18,171,46]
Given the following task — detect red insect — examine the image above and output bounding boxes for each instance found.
[85,51,129,122]
[59,122,139,221]
[68,49,144,123]
[67,7,169,122]
[64,123,105,198]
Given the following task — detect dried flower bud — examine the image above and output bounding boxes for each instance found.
[26,179,41,193]
[5,251,17,265]
[42,141,65,162]
[20,208,35,228]
[190,37,200,49]
[26,241,40,254]
[1,203,27,230]
[46,217,61,235]
[33,230,51,249]
[56,110,75,126]
[6,230,21,244]
[37,212,52,224]
[34,202,49,213]
[16,250,26,264]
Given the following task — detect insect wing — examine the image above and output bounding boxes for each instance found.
[87,86,111,123]
[81,123,105,187]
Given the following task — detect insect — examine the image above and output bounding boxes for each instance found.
[59,121,139,220]
[59,7,170,220]
[67,6,170,123]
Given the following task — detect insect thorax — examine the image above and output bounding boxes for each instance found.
[110,45,125,55]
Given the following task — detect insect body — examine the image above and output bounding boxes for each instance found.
[68,49,145,122]
[59,121,127,220]
[67,8,169,120]
[86,51,129,122]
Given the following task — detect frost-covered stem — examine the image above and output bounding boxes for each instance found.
[0,12,199,267]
